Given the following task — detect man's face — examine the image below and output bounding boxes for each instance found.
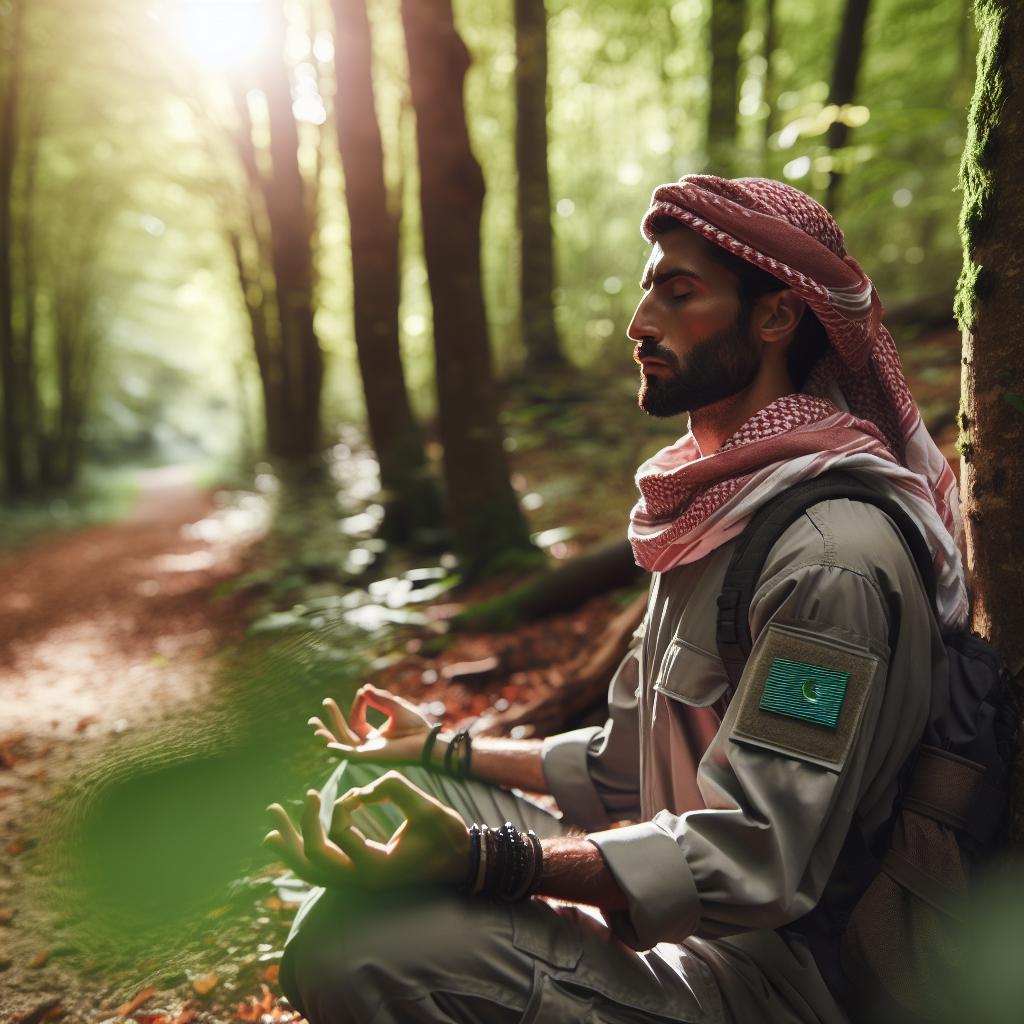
[627,227,760,418]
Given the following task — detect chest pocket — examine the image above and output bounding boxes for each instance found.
[653,638,730,707]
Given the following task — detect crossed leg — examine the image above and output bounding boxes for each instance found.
[278,761,726,1024]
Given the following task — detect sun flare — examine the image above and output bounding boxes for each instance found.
[175,0,269,68]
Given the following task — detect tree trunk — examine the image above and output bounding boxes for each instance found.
[329,0,442,543]
[399,0,536,578]
[762,0,776,167]
[0,0,25,497]
[258,0,323,461]
[514,0,564,371]
[824,0,873,211]
[955,0,1024,837]
[707,0,745,175]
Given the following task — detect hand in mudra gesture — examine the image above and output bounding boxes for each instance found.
[308,684,432,764]
[264,771,469,889]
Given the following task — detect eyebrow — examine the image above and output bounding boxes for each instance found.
[641,266,704,290]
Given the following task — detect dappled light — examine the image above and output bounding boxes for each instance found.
[3,0,1023,1020]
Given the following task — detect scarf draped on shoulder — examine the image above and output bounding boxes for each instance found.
[628,175,968,632]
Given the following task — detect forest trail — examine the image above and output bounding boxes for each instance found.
[0,467,267,1022]
[0,466,263,741]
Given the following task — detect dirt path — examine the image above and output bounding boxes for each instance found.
[0,466,265,1022]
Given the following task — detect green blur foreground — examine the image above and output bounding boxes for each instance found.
[2,0,1024,1017]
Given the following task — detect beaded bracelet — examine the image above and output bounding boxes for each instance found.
[460,820,543,902]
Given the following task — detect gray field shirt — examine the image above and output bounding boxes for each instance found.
[541,495,944,1022]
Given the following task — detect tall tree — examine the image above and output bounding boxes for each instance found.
[761,0,776,167]
[514,0,564,371]
[329,0,442,542]
[256,0,323,461]
[399,0,535,577]
[955,0,1024,758]
[707,0,746,175]
[0,0,26,496]
[824,0,873,210]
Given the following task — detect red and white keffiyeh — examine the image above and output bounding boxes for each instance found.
[628,175,968,630]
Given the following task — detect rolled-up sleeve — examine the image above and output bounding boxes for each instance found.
[589,559,913,951]
[541,643,643,831]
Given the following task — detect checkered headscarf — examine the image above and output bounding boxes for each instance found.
[629,175,967,630]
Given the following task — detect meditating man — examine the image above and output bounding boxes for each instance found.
[265,176,966,1023]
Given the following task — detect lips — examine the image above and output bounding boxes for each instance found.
[634,346,670,369]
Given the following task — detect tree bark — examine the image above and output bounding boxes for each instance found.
[258,0,323,460]
[824,0,873,211]
[955,0,1024,836]
[514,0,564,371]
[0,0,25,496]
[329,0,442,542]
[707,0,745,175]
[399,0,536,578]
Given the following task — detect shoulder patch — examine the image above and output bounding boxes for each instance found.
[730,622,886,771]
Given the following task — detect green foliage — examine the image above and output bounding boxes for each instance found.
[955,0,1008,332]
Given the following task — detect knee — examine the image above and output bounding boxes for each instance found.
[281,890,528,1024]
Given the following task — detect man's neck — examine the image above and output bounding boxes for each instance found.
[689,372,794,455]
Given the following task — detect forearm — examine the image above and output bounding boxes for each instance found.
[431,732,548,793]
[535,834,627,910]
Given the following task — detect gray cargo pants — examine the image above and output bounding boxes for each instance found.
[278,761,727,1024]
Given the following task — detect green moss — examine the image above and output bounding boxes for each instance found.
[955,0,1010,333]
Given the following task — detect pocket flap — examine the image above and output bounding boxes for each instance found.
[654,639,729,707]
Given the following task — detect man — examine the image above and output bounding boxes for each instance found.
[265,176,967,1023]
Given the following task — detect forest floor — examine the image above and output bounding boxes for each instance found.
[0,325,963,1024]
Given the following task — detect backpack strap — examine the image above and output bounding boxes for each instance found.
[715,469,938,692]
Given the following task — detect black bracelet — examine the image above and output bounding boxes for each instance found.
[460,731,473,779]
[460,824,481,894]
[445,729,470,777]
[420,723,442,769]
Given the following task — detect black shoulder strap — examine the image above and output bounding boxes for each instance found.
[715,469,938,690]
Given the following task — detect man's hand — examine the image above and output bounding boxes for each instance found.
[263,771,470,889]
[308,685,432,764]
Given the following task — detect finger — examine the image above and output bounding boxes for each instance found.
[348,686,374,739]
[357,685,421,735]
[300,790,353,879]
[266,803,303,851]
[307,716,336,743]
[337,770,439,821]
[327,800,385,865]
[263,830,330,887]
[323,698,361,746]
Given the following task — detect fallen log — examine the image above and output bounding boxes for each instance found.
[473,590,648,738]
[453,538,642,632]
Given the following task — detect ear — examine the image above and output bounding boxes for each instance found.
[753,290,806,345]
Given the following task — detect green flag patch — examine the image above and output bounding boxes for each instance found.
[759,658,849,728]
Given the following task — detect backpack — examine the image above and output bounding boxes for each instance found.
[714,469,1017,1024]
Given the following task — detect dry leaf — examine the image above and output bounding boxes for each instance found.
[11,998,62,1024]
[28,949,50,968]
[115,986,158,1017]
[262,963,280,984]
[0,908,14,925]
[191,973,219,996]
[169,1007,196,1024]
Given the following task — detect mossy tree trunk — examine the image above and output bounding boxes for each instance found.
[514,0,564,372]
[399,0,536,579]
[824,0,873,211]
[955,0,1024,835]
[330,0,443,543]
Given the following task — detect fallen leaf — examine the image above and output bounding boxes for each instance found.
[192,973,219,996]
[5,837,31,857]
[0,907,14,924]
[264,896,284,912]
[28,949,50,968]
[169,1007,196,1024]
[75,715,98,733]
[262,963,279,984]
[40,1006,65,1023]
[116,986,157,1017]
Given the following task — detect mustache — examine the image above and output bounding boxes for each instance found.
[634,340,681,368]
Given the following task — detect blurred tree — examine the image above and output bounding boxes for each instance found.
[254,0,323,461]
[762,0,777,164]
[955,0,1024,724]
[825,0,873,209]
[0,0,26,495]
[514,0,564,371]
[399,0,535,577]
[329,0,442,542]
[708,0,746,174]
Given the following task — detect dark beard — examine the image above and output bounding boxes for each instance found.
[638,316,761,418]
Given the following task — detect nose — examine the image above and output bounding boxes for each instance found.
[626,293,658,344]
